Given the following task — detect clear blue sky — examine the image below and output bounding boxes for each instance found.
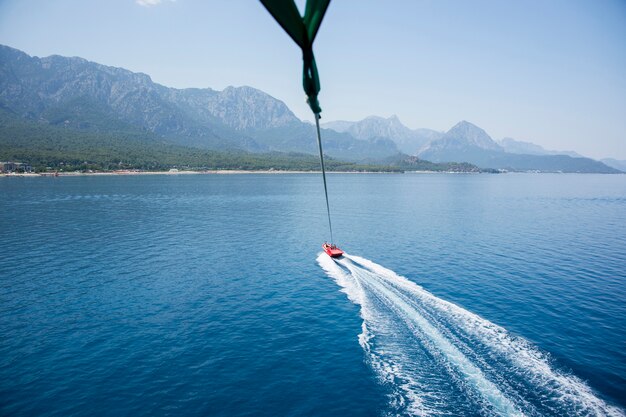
[1,0,625,159]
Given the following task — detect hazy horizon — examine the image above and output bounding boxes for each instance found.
[1,0,624,159]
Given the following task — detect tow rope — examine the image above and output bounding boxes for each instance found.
[314,113,333,244]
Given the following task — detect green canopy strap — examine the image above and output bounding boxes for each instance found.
[259,0,330,114]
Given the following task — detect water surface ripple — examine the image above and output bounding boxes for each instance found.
[1,173,624,416]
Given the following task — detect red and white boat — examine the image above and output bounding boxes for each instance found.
[322,243,344,258]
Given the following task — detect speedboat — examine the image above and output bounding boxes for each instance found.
[322,243,344,258]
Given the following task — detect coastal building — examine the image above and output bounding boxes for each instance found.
[0,162,32,173]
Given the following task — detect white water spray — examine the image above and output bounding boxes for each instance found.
[318,253,624,417]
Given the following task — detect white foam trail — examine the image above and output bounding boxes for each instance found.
[318,252,624,417]
[341,255,522,416]
[318,254,434,416]
[348,254,624,417]
[344,259,523,416]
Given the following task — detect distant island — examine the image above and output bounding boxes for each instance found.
[0,44,621,174]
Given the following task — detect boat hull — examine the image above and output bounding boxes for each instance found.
[322,244,344,258]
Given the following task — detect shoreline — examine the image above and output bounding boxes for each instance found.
[1,170,401,177]
[2,171,622,177]
[0,169,503,177]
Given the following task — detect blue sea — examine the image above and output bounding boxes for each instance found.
[1,173,625,416]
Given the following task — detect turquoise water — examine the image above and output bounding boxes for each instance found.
[1,173,624,416]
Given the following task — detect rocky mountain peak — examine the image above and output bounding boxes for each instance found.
[321,114,442,155]
[349,115,413,140]
[443,120,502,151]
[210,85,299,130]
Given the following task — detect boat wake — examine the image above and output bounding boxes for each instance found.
[318,253,623,417]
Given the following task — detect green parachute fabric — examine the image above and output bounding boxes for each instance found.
[259,0,330,114]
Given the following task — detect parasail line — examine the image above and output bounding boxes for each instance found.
[315,112,333,244]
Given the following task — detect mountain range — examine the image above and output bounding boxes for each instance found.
[498,137,582,158]
[600,158,626,172]
[322,115,442,155]
[415,121,617,173]
[322,117,619,173]
[0,44,621,173]
[0,44,399,162]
